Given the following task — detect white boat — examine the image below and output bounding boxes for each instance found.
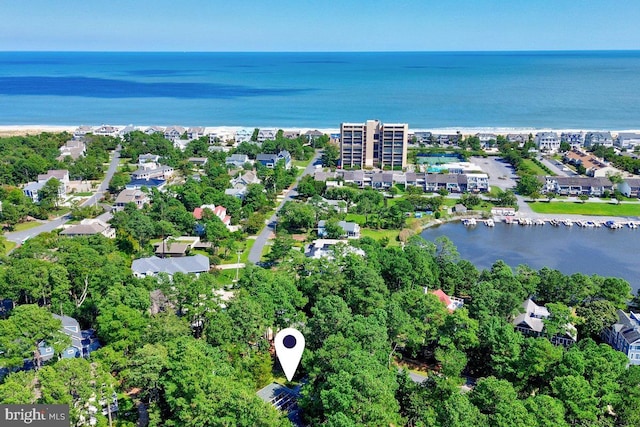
[485,219,495,227]
[563,219,573,226]
[628,222,637,229]
[463,218,477,226]
[585,221,596,228]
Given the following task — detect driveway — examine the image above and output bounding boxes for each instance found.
[248,151,322,264]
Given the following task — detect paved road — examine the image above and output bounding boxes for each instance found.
[248,151,322,264]
[82,145,121,207]
[4,147,121,244]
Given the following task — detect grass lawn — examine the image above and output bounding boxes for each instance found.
[528,201,640,216]
[360,228,402,245]
[218,239,256,265]
[293,158,313,169]
[2,239,16,255]
[13,221,42,232]
[345,213,366,225]
[519,159,549,176]
[73,192,94,197]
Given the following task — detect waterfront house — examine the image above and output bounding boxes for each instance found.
[73,125,93,139]
[234,129,253,143]
[59,219,116,239]
[284,130,301,139]
[513,299,577,347]
[413,131,433,144]
[94,125,119,137]
[257,128,277,143]
[540,176,613,196]
[615,132,640,150]
[618,178,640,198]
[144,126,165,135]
[535,132,560,152]
[317,220,360,239]
[507,134,528,145]
[476,133,497,146]
[561,132,586,148]
[131,254,210,278]
[584,131,614,147]
[187,127,206,140]
[602,310,640,365]
[114,189,149,211]
[164,125,185,142]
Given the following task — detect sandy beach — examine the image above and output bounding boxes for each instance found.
[2,124,640,138]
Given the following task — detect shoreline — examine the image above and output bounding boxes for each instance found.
[2,124,640,138]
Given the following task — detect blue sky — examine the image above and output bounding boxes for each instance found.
[2,0,638,51]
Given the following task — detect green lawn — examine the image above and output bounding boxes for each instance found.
[73,192,94,197]
[528,201,640,216]
[360,228,401,245]
[2,239,16,255]
[13,221,42,232]
[519,159,549,176]
[218,239,256,265]
[345,213,366,225]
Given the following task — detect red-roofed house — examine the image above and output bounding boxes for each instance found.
[193,207,204,220]
[193,205,231,227]
[429,288,464,312]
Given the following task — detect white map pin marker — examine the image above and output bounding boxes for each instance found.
[274,328,305,381]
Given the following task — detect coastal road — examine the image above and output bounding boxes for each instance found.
[248,151,322,264]
[4,147,121,244]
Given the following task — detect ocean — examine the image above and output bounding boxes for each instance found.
[0,51,639,129]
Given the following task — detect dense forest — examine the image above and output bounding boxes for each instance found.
[0,230,638,426]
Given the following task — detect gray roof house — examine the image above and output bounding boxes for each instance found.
[602,310,640,365]
[616,132,640,150]
[535,132,560,152]
[38,314,100,363]
[317,220,361,239]
[584,131,614,147]
[131,254,210,278]
[513,299,577,347]
[226,154,250,168]
[257,150,292,169]
[59,219,116,239]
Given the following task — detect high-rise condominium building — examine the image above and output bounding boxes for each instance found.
[340,120,408,169]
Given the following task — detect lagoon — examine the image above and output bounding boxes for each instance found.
[420,222,640,292]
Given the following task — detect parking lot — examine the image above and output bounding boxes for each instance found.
[469,156,518,190]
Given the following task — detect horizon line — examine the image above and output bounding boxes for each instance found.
[1,49,640,54]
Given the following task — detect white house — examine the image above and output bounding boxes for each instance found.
[615,133,640,150]
[535,132,560,152]
[317,220,361,239]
